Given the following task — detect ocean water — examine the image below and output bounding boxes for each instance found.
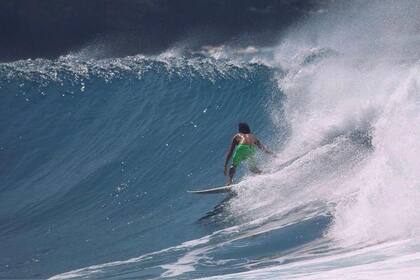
[2,1,420,279]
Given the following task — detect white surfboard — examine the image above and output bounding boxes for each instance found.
[187,153,308,195]
[187,185,235,194]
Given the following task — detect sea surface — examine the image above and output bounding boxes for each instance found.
[1,1,420,279]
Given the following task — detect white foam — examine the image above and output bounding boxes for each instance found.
[199,239,420,280]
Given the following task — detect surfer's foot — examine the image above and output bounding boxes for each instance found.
[249,166,262,174]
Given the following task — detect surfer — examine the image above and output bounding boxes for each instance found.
[224,123,275,185]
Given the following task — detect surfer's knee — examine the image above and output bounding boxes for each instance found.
[229,166,236,176]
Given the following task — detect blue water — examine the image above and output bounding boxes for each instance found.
[3,1,420,279]
[0,55,286,278]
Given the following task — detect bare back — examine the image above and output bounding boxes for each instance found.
[234,133,258,145]
[233,133,271,154]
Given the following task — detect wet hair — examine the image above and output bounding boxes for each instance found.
[238,122,251,134]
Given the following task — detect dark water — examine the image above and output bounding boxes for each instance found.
[0,0,328,61]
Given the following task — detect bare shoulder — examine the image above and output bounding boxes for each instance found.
[232,133,241,143]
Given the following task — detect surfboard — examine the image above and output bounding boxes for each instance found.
[188,152,309,195]
[187,185,234,194]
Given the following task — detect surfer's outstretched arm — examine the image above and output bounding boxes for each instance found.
[224,136,239,175]
[255,138,275,156]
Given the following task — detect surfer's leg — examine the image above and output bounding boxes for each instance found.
[248,157,262,174]
[227,166,236,185]
[249,165,262,174]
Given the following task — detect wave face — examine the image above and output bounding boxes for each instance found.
[2,1,420,279]
[0,55,282,278]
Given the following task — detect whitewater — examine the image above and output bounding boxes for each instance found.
[1,1,420,279]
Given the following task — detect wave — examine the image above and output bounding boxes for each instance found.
[2,1,420,279]
[0,54,284,278]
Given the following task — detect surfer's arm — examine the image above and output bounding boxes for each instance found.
[255,138,275,156]
[224,136,238,174]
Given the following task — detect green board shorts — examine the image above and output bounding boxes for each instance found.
[232,144,257,167]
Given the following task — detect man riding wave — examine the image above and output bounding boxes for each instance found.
[224,123,275,185]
